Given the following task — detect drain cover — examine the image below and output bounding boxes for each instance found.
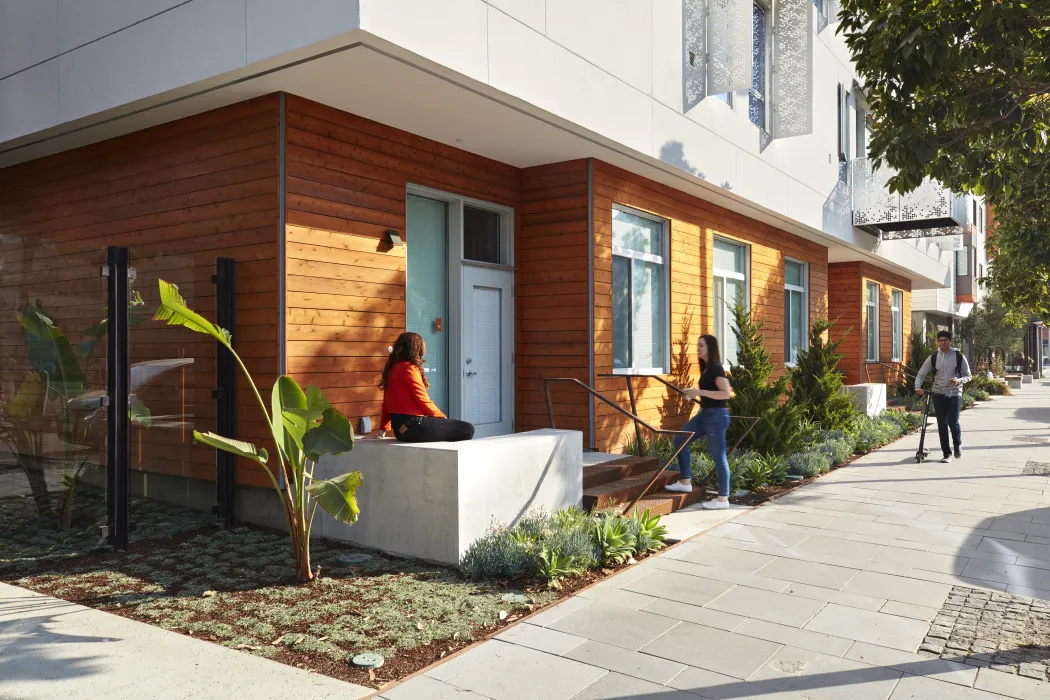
[1023,461,1050,476]
[352,652,384,669]
[1014,436,1049,443]
[501,593,529,604]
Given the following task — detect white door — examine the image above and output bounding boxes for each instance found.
[461,265,514,438]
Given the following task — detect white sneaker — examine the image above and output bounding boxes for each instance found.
[940,455,952,464]
[701,498,730,510]
[665,482,693,493]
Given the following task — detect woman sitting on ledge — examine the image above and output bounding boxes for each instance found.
[366,331,475,443]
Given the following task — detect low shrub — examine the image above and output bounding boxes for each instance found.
[786,448,833,477]
[970,388,990,401]
[623,434,675,464]
[883,410,921,433]
[760,453,789,484]
[962,392,977,410]
[813,435,854,466]
[462,506,667,586]
[730,451,768,491]
[853,414,904,453]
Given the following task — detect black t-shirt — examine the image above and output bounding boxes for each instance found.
[699,362,728,408]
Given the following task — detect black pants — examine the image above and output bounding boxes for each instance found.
[391,414,475,443]
[932,394,962,457]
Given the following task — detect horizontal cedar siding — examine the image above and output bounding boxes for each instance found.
[282,95,521,429]
[518,160,590,437]
[0,95,281,488]
[828,262,864,385]
[592,160,830,453]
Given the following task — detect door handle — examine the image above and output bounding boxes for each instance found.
[465,370,478,377]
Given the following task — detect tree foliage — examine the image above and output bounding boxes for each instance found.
[957,291,1026,363]
[726,301,803,457]
[788,318,858,432]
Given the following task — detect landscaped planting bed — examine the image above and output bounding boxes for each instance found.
[0,491,665,691]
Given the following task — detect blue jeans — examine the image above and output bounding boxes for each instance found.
[931,394,961,457]
[673,408,731,497]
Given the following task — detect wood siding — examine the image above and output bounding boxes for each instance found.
[518,161,590,437]
[281,95,522,429]
[591,160,829,453]
[828,261,912,387]
[0,95,281,488]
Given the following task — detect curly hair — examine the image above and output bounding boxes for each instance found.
[379,331,429,390]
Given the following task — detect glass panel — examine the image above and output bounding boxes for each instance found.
[787,290,804,363]
[955,249,969,276]
[470,285,501,424]
[0,238,110,557]
[714,239,744,274]
[867,282,878,304]
[714,276,726,366]
[406,195,449,413]
[724,278,744,365]
[612,207,663,257]
[128,251,215,541]
[463,206,501,264]
[866,305,877,360]
[785,260,803,287]
[612,256,631,369]
[632,260,665,370]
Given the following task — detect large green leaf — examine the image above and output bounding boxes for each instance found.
[193,430,268,465]
[302,408,355,463]
[153,280,231,345]
[7,374,46,420]
[19,301,87,398]
[305,384,333,426]
[307,470,362,524]
[271,376,308,465]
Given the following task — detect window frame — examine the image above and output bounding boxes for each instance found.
[713,236,751,367]
[784,258,808,367]
[956,248,970,277]
[891,289,903,363]
[748,0,771,131]
[865,281,880,362]
[611,203,671,376]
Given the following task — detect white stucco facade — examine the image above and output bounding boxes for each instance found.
[0,0,956,288]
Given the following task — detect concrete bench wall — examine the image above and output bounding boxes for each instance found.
[845,383,887,416]
[314,429,583,566]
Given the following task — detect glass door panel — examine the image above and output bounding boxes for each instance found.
[406,195,449,414]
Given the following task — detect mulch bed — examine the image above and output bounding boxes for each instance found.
[0,488,644,692]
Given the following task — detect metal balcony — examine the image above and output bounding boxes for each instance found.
[852,158,968,239]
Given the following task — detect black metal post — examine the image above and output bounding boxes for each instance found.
[106,247,130,551]
[212,258,236,528]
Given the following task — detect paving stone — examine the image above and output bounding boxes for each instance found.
[755,557,860,591]
[639,621,782,680]
[443,641,606,700]
[804,604,930,651]
[975,667,1050,699]
[638,598,745,632]
[563,640,686,685]
[381,676,491,700]
[843,571,952,608]
[495,623,585,655]
[568,672,695,700]
[706,585,827,627]
[888,674,1003,700]
[735,619,853,657]
[546,602,679,652]
[621,569,734,608]
[743,646,902,700]
[676,544,777,573]
[1019,663,1048,680]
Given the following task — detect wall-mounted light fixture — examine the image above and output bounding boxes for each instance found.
[385,229,404,247]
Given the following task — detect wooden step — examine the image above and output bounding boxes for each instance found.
[582,455,660,489]
[583,467,679,511]
[625,487,707,517]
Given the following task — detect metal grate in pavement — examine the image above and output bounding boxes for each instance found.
[1013,436,1049,444]
[1023,461,1050,476]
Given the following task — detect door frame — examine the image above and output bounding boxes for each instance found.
[405,183,515,428]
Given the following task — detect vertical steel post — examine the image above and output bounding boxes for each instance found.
[212,258,236,528]
[106,247,130,550]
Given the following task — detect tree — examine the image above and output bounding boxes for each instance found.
[788,318,858,431]
[957,291,1026,364]
[838,1,1050,199]
[726,300,803,457]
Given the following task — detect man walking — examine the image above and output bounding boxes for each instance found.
[915,330,972,463]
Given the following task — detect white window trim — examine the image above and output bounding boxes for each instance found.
[713,237,751,366]
[612,203,671,376]
[891,289,903,363]
[784,258,808,368]
[865,281,880,363]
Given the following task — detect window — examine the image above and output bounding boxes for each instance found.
[865,281,879,362]
[714,238,749,366]
[612,206,668,373]
[749,2,769,130]
[464,206,501,264]
[956,248,970,277]
[979,263,984,280]
[891,290,903,362]
[714,92,733,106]
[784,260,808,365]
[837,84,848,162]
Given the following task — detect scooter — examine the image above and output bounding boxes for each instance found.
[915,391,933,463]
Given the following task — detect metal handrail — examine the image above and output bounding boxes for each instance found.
[865,361,920,384]
[543,378,695,514]
[597,373,760,459]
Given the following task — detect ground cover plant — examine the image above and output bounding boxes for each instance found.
[463,507,667,587]
[0,494,553,690]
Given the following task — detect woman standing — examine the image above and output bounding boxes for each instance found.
[665,334,733,510]
[366,332,475,442]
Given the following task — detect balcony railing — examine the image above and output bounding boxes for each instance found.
[852,158,968,239]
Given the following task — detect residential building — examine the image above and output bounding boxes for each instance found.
[0,1,971,512]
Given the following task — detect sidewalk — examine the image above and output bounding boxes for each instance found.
[0,583,372,700]
[384,382,1050,700]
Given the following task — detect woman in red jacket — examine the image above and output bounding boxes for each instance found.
[368,331,475,442]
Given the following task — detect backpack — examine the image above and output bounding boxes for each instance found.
[928,351,963,381]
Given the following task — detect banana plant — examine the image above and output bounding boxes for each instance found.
[153,280,361,583]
